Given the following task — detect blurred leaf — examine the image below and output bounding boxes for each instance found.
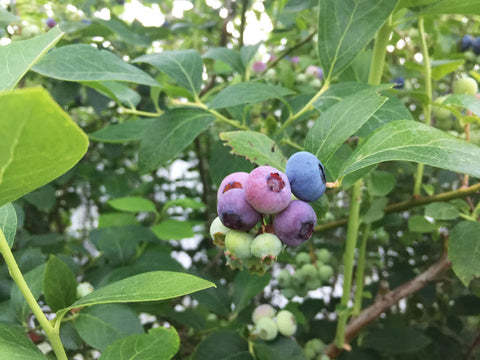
[0,203,16,248]
[431,60,465,80]
[99,326,179,360]
[33,44,159,87]
[43,255,77,312]
[0,8,19,25]
[366,170,396,196]
[10,264,45,322]
[0,324,48,360]
[89,119,155,143]
[59,321,83,350]
[151,219,194,240]
[452,295,480,316]
[84,81,141,107]
[443,94,480,118]
[98,213,138,228]
[220,131,287,170]
[317,0,397,80]
[340,120,480,178]
[424,202,460,220]
[362,197,388,224]
[98,16,151,47]
[74,303,144,351]
[192,286,231,317]
[422,0,480,14]
[23,184,56,213]
[448,221,480,286]
[133,50,203,95]
[203,47,245,74]
[408,215,437,233]
[362,324,431,355]
[253,337,305,360]
[108,196,157,213]
[0,88,88,208]
[233,271,271,312]
[208,82,293,109]
[209,141,255,186]
[138,108,215,174]
[0,26,63,91]
[56,271,214,319]
[305,87,387,165]
[192,331,250,360]
[240,44,261,67]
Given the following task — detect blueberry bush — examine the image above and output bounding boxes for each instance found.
[1,0,480,359]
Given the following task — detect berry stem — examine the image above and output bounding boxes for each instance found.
[413,16,433,197]
[0,229,68,360]
[352,224,370,315]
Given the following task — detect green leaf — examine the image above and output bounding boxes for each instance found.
[89,119,155,143]
[448,221,480,286]
[208,82,294,109]
[0,88,89,208]
[361,197,388,224]
[56,271,214,318]
[33,44,159,87]
[192,331,250,360]
[43,255,77,312]
[422,0,480,14]
[408,215,437,233]
[0,203,16,248]
[0,26,63,91]
[97,16,151,47]
[99,326,180,360]
[203,47,245,74]
[340,120,480,178]
[219,131,287,170]
[362,324,431,355]
[253,337,305,360]
[233,271,271,312]
[443,94,480,118]
[151,219,194,240]
[84,81,141,107]
[191,286,231,317]
[0,324,48,360]
[11,264,46,322]
[366,170,396,196]
[108,196,157,213]
[424,202,460,220]
[74,303,144,351]
[431,60,465,81]
[305,87,387,165]
[317,0,397,80]
[240,44,261,67]
[0,8,19,25]
[138,108,215,174]
[133,50,203,95]
[23,184,56,213]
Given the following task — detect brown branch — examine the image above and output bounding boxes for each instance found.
[315,182,480,233]
[326,253,452,358]
[465,331,480,360]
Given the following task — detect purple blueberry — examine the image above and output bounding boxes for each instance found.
[217,172,249,201]
[290,56,300,64]
[273,200,317,246]
[46,17,56,28]
[460,35,473,51]
[245,166,291,214]
[472,37,480,55]
[252,61,267,73]
[392,76,405,89]
[217,188,261,231]
[285,151,326,202]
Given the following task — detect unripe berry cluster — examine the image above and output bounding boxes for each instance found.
[304,338,329,360]
[277,248,334,299]
[250,304,297,341]
[210,152,327,274]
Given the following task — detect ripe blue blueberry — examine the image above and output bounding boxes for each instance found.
[460,35,473,51]
[245,166,292,214]
[273,200,317,246]
[46,17,56,28]
[472,37,480,55]
[217,189,261,231]
[392,76,405,89]
[285,151,326,202]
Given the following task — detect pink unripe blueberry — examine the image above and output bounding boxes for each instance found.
[252,61,267,73]
[252,304,276,324]
[217,189,261,231]
[46,17,57,28]
[217,172,250,201]
[245,166,291,214]
[273,200,317,246]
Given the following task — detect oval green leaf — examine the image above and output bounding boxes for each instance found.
[0,203,16,248]
[448,221,480,286]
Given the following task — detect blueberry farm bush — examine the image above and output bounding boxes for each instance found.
[1,0,480,359]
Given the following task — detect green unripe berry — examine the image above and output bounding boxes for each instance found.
[276,310,297,337]
[295,252,311,267]
[305,277,322,291]
[277,269,292,288]
[309,78,322,88]
[250,233,283,261]
[300,263,318,281]
[296,73,308,83]
[316,249,332,264]
[254,317,278,341]
[304,338,325,360]
[318,264,334,282]
[252,304,276,324]
[76,282,94,298]
[209,216,231,248]
[283,288,296,299]
[225,230,254,260]
[453,77,478,96]
[432,96,452,123]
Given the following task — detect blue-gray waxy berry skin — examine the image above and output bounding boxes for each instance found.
[285,151,326,202]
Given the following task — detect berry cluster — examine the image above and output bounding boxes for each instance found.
[210,151,327,274]
[277,248,334,299]
[250,304,297,341]
[460,34,480,54]
[304,338,329,360]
